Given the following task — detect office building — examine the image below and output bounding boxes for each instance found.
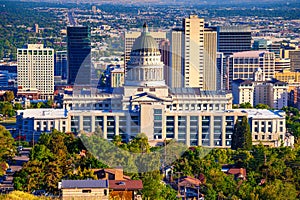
[0,71,9,87]
[159,39,170,85]
[275,71,300,83]
[55,51,68,80]
[67,26,91,85]
[275,58,290,72]
[236,109,287,147]
[267,42,281,58]
[217,52,226,91]
[169,28,184,88]
[203,28,217,90]
[253,38,268,50]
[232,70,288,109]
[17,44,54,100]
[217,26,252,56]
[168,16,216,89]
[289,50,300,72]
[228,51,275,89]
[182,15,205,88]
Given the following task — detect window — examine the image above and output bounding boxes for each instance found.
[82,190,91,193]
[255,135,258,140]
[268,135,272,140]
[154,109,162,114]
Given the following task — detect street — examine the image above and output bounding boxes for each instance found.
[0,148,30,194]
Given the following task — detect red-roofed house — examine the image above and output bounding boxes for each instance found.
[109,180,143,200]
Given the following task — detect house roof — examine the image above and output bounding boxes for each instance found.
[61,180,108,189]
[109,180,143,190]
[177,176,202,187]
[227,168,247,178]
[93,168,131,180]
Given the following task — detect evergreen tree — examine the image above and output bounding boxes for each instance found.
[231,116,252,150]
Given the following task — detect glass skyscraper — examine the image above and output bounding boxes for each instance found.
[67,26,91,85]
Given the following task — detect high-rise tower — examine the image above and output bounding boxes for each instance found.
[17,44,54,100]
[67,26,91,85]
[183,15,205,88]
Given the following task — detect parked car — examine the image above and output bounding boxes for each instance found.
[17,146,23,151]
[6,168,13,173]
[32,190,46,196]
[2,175,7,181]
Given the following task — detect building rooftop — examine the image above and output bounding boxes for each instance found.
[109,180,143,190]
[219,25,251,32]
[17,109,67,119]
[232,109,285,119]
[232,51,268,58]
[61,180,108,189]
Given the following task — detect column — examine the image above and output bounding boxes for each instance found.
[115,115,119,136]
[79,115,83,132]
[186,116,190,146]
[91,115,95,133]
[103,115,107,139]
[198,114,202,146]
[210,115,214,147]
[222,115,226,147]
[174,115,178,140]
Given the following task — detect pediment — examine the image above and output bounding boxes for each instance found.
[131,92,166,102]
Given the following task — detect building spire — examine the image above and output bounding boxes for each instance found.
[143,22,148,33]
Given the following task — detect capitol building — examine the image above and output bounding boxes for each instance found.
[17,24,290,148]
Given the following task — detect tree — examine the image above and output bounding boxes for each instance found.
[14,103,23,110]
[231,116,252,150]
[112,135,122,147]
[127,133,150,153]
[255,103,270,109]
[0,125,15,175]
[3,91,14,102]
[0,102,15,117]
[239,102,252,108]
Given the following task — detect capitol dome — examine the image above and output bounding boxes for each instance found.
[131,23,160,53]
[125,23,166,87]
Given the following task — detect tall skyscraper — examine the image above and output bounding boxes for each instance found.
[17,44,54,100]
[183,15,205,88]
[67,26,91,85]
[55,51,68,80]
[169,16,217,90]
[203,28,217,90]
[169,28,184,88]
[216,52,226,91]
[216,26,252,57]
[159,39,170,86]
[289,50,300,71]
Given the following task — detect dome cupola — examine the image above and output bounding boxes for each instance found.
[125,23,166,87]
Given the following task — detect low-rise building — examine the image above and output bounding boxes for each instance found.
[60,180,109,200]
[232,79,288,109]
[109,180,143,200]
[16,109,69,142]
[16,108,291,148]
[235,109,287,147]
